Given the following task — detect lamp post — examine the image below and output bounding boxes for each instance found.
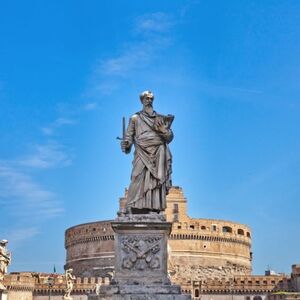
[47,276,54,300]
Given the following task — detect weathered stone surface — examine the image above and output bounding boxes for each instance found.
[112,215,171,287]
[119,90,174,214]
[89,215,191,299]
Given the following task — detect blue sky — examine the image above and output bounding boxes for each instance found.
[0,0,299,275]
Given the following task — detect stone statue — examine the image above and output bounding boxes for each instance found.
[63,268,76,300]
[120,91,174,215]
[0,240,11,290]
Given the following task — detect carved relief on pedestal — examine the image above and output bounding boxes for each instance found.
[121,236,162,271]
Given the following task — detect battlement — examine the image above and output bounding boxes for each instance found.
[192,274,296,295]
[4,272,36,291]
[171,219,251,242]
[4,271,297,298]
[65,220,114,248]
[4,272,111,295]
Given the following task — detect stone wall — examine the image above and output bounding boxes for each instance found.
[65,221,115,277]
[3,272,35,300]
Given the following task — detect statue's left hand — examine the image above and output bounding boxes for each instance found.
[154,121,168,134]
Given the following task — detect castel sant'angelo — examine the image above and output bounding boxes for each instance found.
[65,186,252,291]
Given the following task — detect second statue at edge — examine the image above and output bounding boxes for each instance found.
[120,90,174,215]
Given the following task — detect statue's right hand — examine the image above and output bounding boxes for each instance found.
[121,140,129,152]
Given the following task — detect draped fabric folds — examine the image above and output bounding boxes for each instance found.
[124,111,173,211]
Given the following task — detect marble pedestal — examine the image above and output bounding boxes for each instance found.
[89,214,190,300]
[0,289,8,300]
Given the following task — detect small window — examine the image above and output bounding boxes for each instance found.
[212,225,217,231]
[238,229,244,235]
[194,289,199,297]
[173,203,179,213]
[177,225,181,229]
[247,232,251,238]
[190,225,195,229]
[173,214,179,222]
[222,226,232,233]
[201,226,206,230]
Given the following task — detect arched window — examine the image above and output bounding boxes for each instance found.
[253,296,262,300]
[247,232,251,238]
[222,226,233,233]
[194,289,199,297]
[238,228,244,235]
[201,225,206,230]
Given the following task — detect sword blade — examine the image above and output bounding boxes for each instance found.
[122,117,126,140]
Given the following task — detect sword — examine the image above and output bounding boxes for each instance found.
[117,117,126,141]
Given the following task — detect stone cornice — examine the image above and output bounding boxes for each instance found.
[170,233,251,247]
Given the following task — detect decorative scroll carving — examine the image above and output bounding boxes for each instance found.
[121,236,161,271]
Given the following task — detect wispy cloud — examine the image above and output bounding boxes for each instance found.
[134,12,173,34]
[6,227,40,248]
[86,12,175,96]
[0,130,72,247]
[41,117,75,136]
[18,142,73,169]
[0,164,63,219]
[97,37,170,77]
[83,102,99,111]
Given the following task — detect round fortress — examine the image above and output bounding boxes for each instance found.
[65,186,252,289]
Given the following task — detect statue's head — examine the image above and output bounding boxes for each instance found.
[140,90,154,105]
[0,240,8,246]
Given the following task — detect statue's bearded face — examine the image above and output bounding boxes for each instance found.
[141,95,154,107]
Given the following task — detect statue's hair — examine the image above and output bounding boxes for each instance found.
[139,90,154,101]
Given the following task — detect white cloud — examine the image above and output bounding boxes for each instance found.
[18,142,73,169]
[0,144,66,246]
[99,43,155,76]
[7,227,40,247]
[85,12,174,96]
[0,164,63,220]
[83,102,99,111]
[0,163,63,248]
[41,117,75,136]
[135,12,173,34]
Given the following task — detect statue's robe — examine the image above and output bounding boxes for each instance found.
[124,110,173,212]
